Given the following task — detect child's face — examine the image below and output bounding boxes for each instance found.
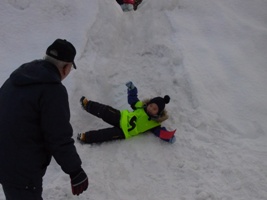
[146,103,159,116]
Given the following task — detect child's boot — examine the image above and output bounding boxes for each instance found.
[80,96,89,110]
[77,133,86,143]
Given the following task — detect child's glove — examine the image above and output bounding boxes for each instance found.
[80,96,89,110]
[167,136,176,144]
[153,127,176,144]
[126,81,136,90]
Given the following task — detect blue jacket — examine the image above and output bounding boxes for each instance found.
[0,60,82,189]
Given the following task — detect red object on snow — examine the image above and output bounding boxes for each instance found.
[159,129,176,140]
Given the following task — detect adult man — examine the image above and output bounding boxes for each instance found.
[0,39,88,199]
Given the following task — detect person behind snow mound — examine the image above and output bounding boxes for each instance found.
[77,81,176,144]
[116,0,142,11]
[0,39,88,199]
[120,0,134,12]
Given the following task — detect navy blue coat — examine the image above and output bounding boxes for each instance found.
[0,60,82,189]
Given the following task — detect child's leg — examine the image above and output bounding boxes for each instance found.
[86,101,121,127]
[82,127,125,144]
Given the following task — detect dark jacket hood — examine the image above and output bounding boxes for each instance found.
[10,60,61,86]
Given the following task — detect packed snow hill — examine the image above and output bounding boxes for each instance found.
[0,0,267,199]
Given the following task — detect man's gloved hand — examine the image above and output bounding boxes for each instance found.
[126,81,135,90]
[70,168,88,196]
[80,96,89,110]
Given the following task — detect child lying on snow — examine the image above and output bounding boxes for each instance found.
[77,82,176,144]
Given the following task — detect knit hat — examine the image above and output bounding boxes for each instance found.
[46,39,77,69]
[149,95,170,115]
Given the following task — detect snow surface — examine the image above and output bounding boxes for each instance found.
[1,0,267,199]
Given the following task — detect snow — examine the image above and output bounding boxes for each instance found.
[1,0,267,199]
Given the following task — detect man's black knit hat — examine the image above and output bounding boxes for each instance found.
[46,39,77,69]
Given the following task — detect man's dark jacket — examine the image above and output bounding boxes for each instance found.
[0,60,82,189]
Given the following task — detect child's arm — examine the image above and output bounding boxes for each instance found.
[151,126,176,143]
[126,82,139,109]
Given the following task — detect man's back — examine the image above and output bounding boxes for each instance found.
[0,60,80,189]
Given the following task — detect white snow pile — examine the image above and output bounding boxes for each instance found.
[0,0,267,199]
